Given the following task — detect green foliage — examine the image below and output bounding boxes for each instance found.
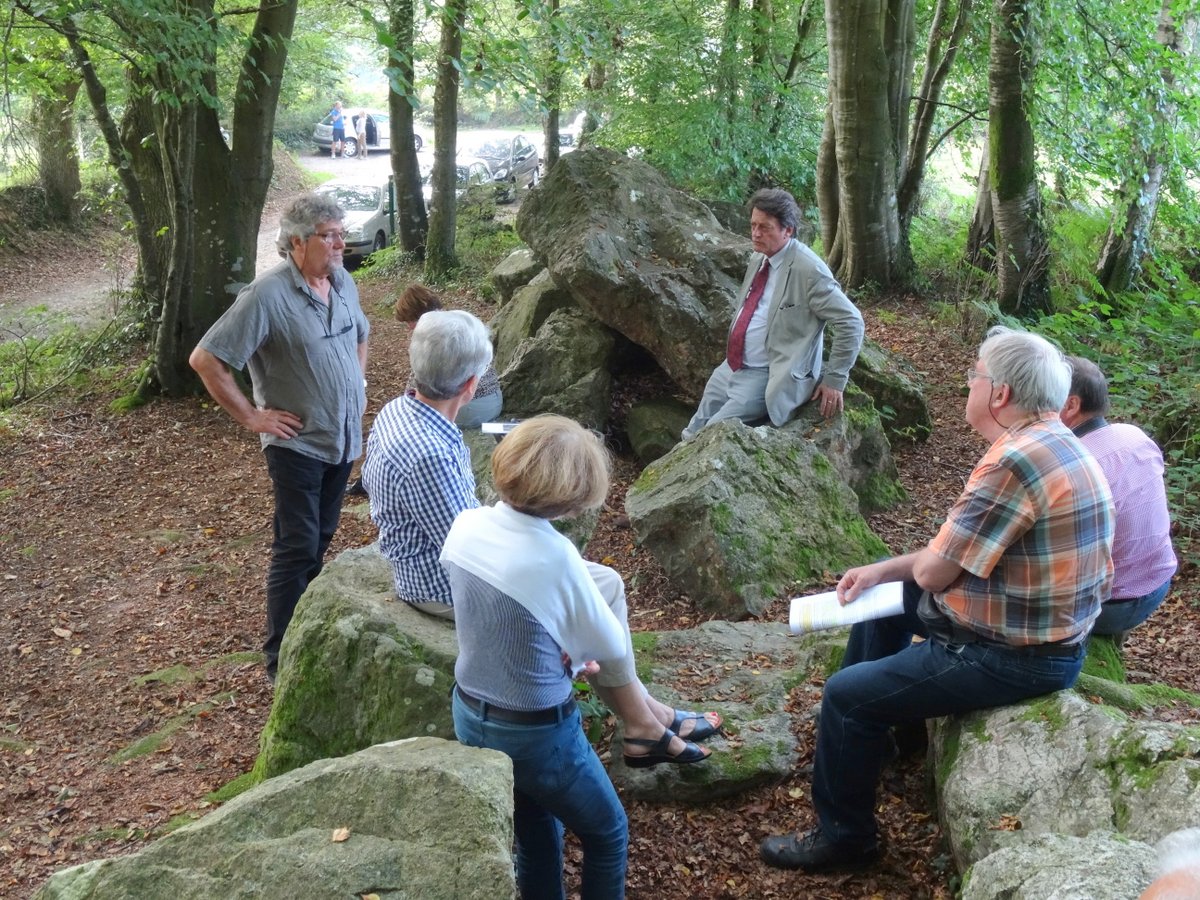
[0,304,148,408]
[573,680,611,744]
[1037,224,1200,544]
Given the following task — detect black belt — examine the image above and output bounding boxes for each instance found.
[1107,597,1138,604]
[454,685,576,725]
[971,638,1084,658]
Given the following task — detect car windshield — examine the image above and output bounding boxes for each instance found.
[476,140,510,160]
[324,186,381,212]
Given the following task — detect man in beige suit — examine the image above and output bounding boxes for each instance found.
[682,188,864,440]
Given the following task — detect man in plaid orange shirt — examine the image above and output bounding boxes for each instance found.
[762,326,1114,874]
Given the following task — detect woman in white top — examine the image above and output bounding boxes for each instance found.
[443,416,721,899]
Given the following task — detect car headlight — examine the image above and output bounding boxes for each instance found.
[344,226,366,242]
[492,167,510,181]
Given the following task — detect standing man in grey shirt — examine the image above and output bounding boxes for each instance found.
[190,193,370,683]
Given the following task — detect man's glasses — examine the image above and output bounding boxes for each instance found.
[966,369,994,385]
[313,230,348,245]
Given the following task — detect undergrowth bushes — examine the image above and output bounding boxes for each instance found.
[912,196,1200,549]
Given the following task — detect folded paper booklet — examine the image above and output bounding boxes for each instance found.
[789,581,905,635]
[481,421,521,435]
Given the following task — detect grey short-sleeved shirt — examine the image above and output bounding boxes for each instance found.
[198,258,369,464]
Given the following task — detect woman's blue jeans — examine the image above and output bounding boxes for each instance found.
[452,692,628,900]
[812,582,1085,847]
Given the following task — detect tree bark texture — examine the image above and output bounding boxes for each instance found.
[897,0,974,232]
[965,148,996,270]
[425,0,468,278]
[33,79,82,224]
[34,0,297,397]
[388,0,429,255]
[987,0,1050,317]
[542,0,563,174]
[1095,0,1185,295]
[820,0,913,289]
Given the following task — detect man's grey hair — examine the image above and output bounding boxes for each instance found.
[978,326,1071,414]
[748,188,800,233]
[410,310,493,400]
[1065,355,1111,416]
[276,193,344,254]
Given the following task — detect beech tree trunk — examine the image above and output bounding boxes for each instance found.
[388,0,429,256]
[965,149,996,270]
[33,79,82,224]
[1095,0,1186,295]
[28,0,297,397]
[542,0,563,175]
[987,0,1050,317]
[897,0,974,233]
[819,0,914,289]
[425,0,468,277]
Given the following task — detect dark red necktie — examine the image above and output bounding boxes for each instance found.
[727,260,770,371]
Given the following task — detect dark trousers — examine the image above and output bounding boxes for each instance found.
[263,445,352,674]
[811,581,1085,846]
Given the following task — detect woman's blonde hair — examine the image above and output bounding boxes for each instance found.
[394,283,442,323]
[492,415,610,519]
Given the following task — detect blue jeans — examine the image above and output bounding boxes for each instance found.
[452,692,628,900]
[812,582,1085,846]
[263,445,352,673]
[1091,579,1171,635]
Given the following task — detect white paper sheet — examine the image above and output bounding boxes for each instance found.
[789,581,905,635]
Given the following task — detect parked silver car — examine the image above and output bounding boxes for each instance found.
[312,109,426,158]
[315,180,395,264]
[473,134,540,201]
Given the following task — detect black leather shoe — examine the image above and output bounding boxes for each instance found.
[760,828,879,872]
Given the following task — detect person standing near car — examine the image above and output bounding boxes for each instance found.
[329,101,345,158]
[189,192,369,684]
[354,109,368,160]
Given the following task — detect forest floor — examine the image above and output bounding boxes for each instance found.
[0,193,1197,899]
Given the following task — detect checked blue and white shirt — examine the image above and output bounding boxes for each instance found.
[362,392,479,606]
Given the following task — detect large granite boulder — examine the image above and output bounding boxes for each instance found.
[625,418,890,618]
[961,832,1156,900]
[499,307,616,430]
[491,268,576,372]
[626,397,695,465]
[489,247,542,305]
[253,546,458,780]
[934,689,1200,892]
[516,147,749,396]
[780,385,906,515]
[850,337,932,444]
[36,738,516,900]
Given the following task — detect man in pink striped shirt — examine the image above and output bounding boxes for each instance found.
[1061,357,1177,642]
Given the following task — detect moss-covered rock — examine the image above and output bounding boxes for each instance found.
[626,418,890,618]
[253,546,459,781]
[849,336,932,444]
[625,397,694,465]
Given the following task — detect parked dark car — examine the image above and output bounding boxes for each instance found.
[421,158,500,208]
[473,134,540,201]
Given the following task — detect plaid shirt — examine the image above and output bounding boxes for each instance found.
[362,393,478,606]
[928,413,1114,646]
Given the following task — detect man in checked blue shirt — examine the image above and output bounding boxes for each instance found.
[362,310,489,619]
